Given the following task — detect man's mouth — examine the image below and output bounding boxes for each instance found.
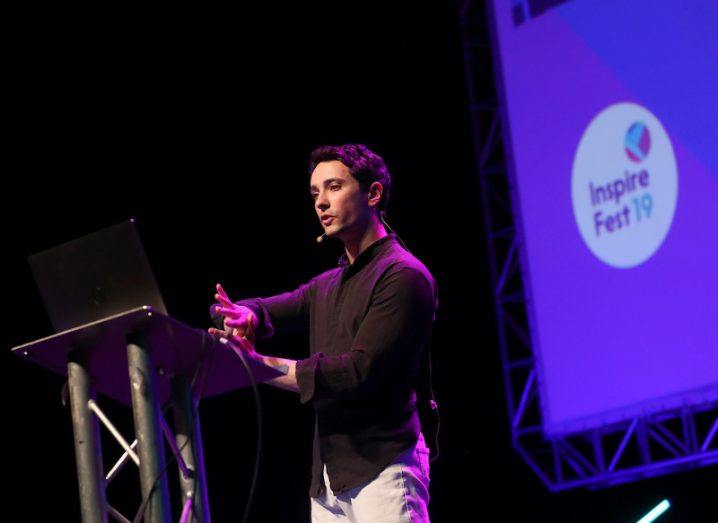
[321,216,335,226]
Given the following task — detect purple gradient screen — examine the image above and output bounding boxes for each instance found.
[491,1,718,435]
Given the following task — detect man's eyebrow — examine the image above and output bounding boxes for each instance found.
[309,178,344,192]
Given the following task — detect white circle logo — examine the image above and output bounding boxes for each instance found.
[571,103,678,268]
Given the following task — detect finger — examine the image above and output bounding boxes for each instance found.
[223,324,244,343]
[225,318,249,330]
[216,283,230,300]
[228,323,253,342]
[232,334,253,351]
[214,294,234,308]
[208,327,229,338]
[214,306,240,318]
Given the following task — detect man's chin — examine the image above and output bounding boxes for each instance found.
[323,225,343,240]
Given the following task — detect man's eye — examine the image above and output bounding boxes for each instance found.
[330,185,341,191]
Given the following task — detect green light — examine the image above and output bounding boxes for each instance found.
[636,499,671,523]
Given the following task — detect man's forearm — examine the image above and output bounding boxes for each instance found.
[259,354,299,393]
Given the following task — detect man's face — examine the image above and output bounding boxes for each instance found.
[309,160,371,241]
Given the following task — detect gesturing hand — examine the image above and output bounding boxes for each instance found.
[208,283,258,342]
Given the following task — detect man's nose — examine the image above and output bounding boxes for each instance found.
[315,194,329,211]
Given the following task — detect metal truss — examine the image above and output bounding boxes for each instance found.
[86,399,198,522]
[458,0,718,491]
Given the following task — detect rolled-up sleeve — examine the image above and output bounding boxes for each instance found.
[295,267,436,404]
[233,277,316,341]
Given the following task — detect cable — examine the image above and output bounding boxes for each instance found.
[424,331,441,464]
[133,330,263,523]
[218,337,263,523]
[132,330,215,523]
[60,337,212,522]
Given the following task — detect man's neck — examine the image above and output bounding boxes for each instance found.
[343,217,388,265]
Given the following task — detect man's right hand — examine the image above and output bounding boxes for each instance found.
[208,283,258,341]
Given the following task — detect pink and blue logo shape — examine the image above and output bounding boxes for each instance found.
[625,122,651,162]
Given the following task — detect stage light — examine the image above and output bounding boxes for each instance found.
[636,499,671,523]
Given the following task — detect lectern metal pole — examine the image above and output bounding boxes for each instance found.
[68,356,108,523]
[171,376,211,522]
[127,339,171,523]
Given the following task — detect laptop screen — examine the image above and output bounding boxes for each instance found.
[28,220,167,332]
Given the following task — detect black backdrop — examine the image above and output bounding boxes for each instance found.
[6,2,714,521]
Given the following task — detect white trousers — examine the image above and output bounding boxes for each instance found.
[310,433,431,523]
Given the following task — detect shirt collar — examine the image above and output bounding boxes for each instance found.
[337,233,396,270]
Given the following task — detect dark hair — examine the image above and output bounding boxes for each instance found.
[309,143,392,213]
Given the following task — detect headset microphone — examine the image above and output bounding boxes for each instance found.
[316,233,327,243]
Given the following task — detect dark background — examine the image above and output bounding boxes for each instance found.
[6,2,715,521]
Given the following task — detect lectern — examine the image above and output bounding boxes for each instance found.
[12,306,284,523]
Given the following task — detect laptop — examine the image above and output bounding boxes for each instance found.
[28,219,167,332]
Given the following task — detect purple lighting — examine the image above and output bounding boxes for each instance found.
[462,0,718,491]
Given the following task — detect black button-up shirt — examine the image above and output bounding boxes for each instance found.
[236,234,437,497]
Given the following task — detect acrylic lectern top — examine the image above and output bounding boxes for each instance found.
[11,306,284,406]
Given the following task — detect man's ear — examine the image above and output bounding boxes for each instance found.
[368,181,383,209]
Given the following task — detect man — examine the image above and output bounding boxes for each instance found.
[209,144,437,522]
